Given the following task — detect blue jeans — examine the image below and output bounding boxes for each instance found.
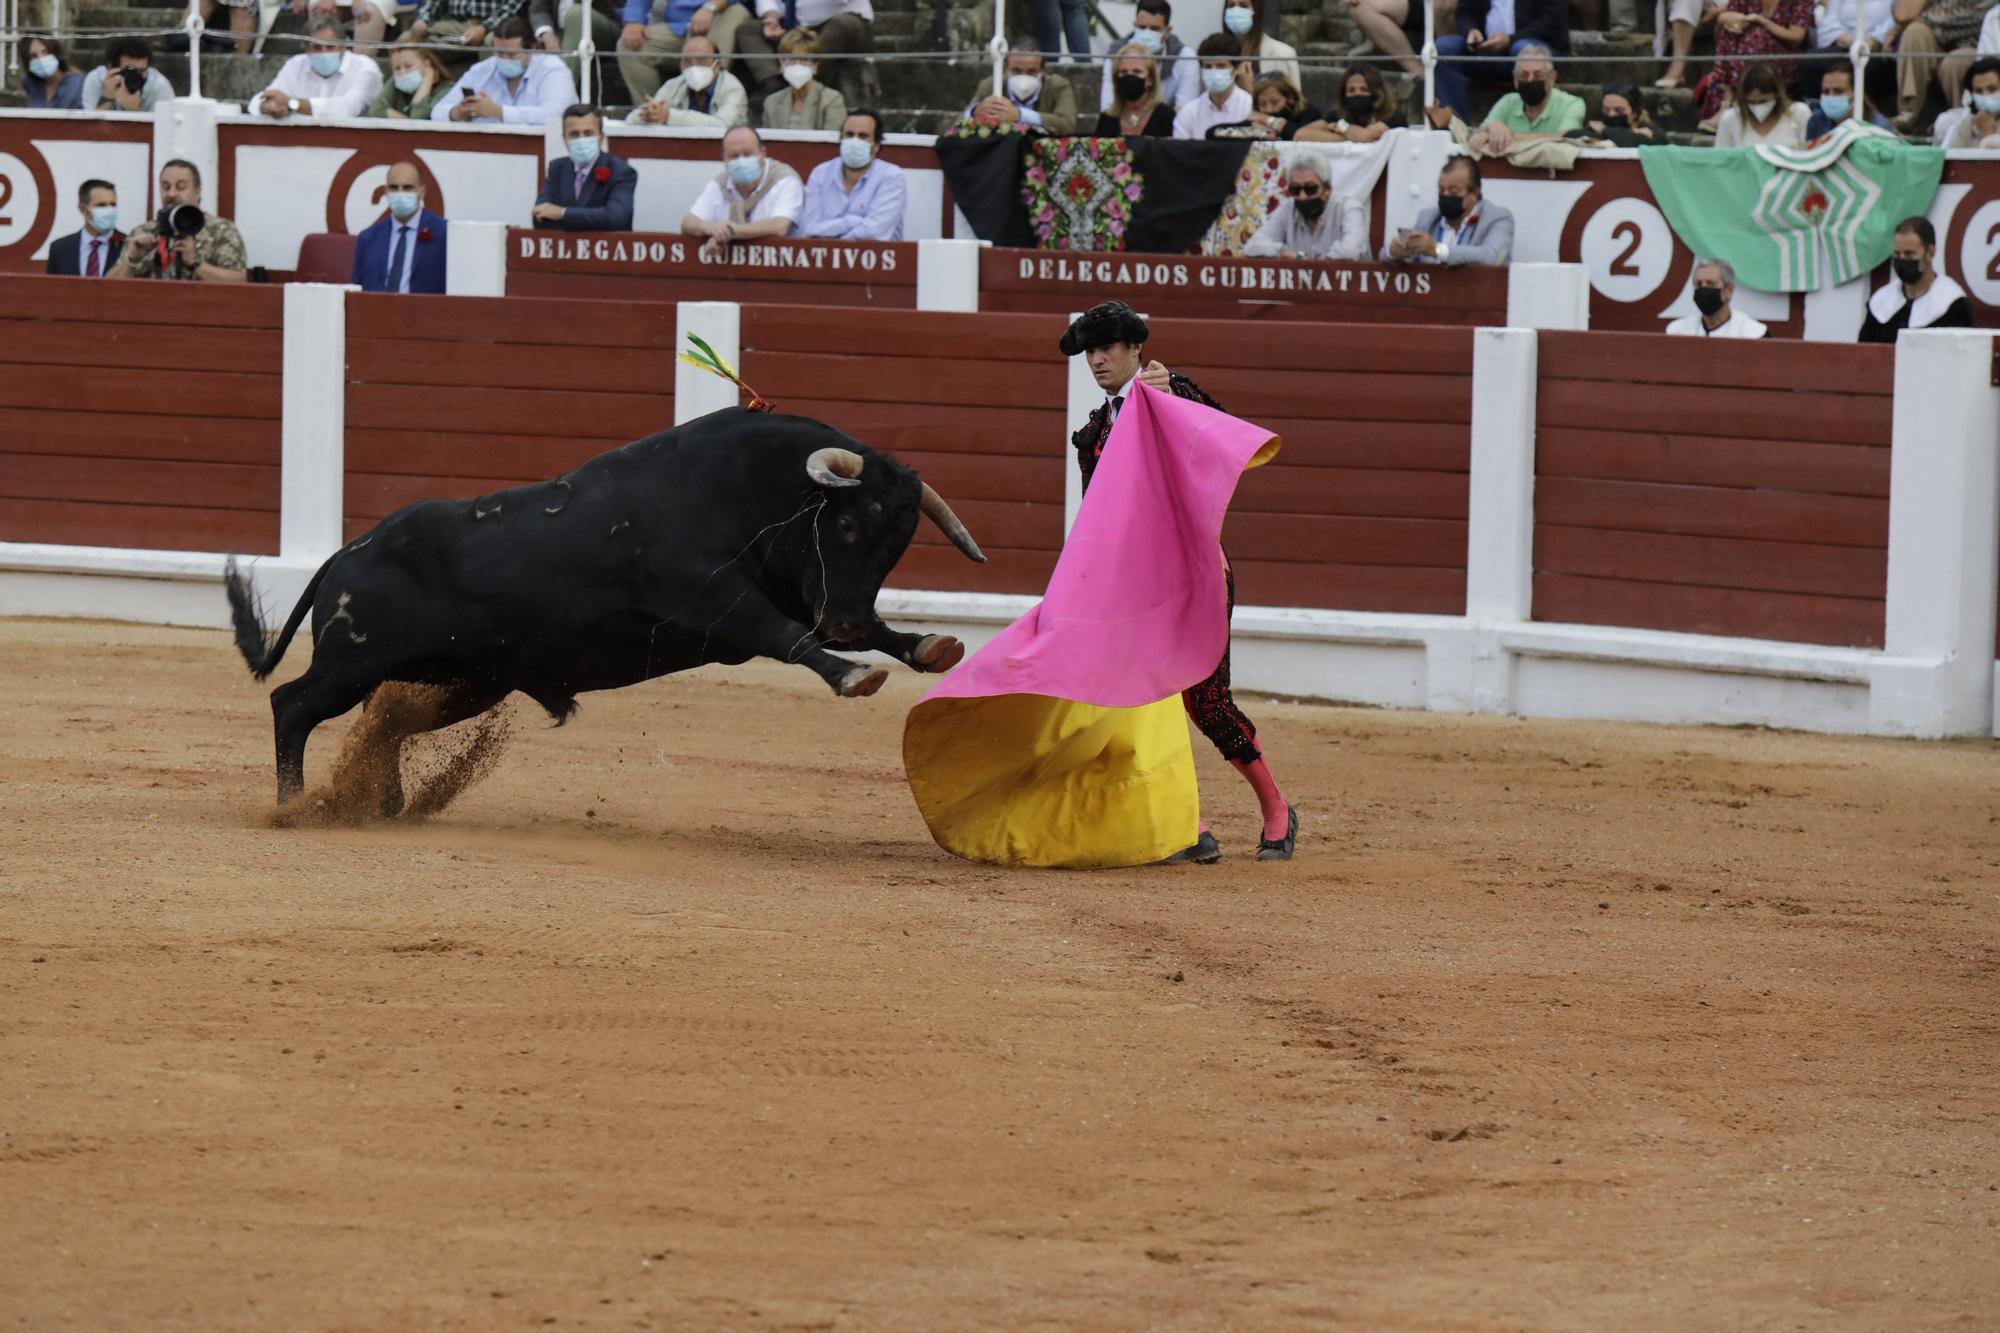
[1033,0,1091,60]
[1433,35,1537,121]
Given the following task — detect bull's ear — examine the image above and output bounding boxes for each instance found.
[806,447,865,488]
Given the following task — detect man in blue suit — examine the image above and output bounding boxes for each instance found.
[1380,157,1515,268]
[532,104,638,231]
[351,160,449,294]
[46,179,125,277]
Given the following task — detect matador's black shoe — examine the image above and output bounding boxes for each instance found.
[1256,806,1299,862]
[1164,830,1223,865]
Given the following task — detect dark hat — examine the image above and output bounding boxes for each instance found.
[1059,300,1150,357]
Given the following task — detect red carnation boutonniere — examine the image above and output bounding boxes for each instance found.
[593,163,612,184]
[1799,190,1829,221]
[417,227,434,242]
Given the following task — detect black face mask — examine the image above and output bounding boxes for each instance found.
[1692,286,1726,317]
[1892,256,1924,284]
[1603,112,1630,127]
[1295,195,1326,221]
[1518,79,1548,107]
[1114,73,1148,103]
[1345,94,1376,120]
[1438,193,1467,221]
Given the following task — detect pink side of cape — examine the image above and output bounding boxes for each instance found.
[919,381,1276,710]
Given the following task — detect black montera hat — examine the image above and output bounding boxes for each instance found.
[1059,300,1150,357]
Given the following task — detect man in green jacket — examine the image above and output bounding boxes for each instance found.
[1468,43,1585,154]
[965,42,1080,135]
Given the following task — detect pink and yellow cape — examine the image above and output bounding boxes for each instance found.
[902,381,1280,868]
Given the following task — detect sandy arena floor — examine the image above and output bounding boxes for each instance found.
[1,616,1996,1331]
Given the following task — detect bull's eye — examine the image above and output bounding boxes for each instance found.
[836,512,861,546]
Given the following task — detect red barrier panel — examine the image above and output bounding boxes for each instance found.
[0,276,284,553]
[507,231,917,305]
[1533,332,1894,648]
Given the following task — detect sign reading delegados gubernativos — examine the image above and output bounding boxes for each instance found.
[1007,253,1439,295]
[515,234,905,272]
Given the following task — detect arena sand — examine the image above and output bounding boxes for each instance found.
[2,616,1996,1331]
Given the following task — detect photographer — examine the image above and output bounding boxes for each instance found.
[111,160,248,283]
[81,38,176,112]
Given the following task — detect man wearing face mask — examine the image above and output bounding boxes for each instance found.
[1243,153,1366,260]
[1860,216,1975,343]
[1665,258,1767,338]
[46,180,125,279]
[615,0,753,107]
[967,42,1079,135]
[352,161,448,294]
[255,17,385,120]
[682,124,803,260]
[1382,157,1514,266]
[1941,57,2000,146]
[1098,0,1200,110]
[1173,33,1254,139]
[797,109,905,240]
[628,33,749,125]
[433,16,579,123]
[533,104,638,231]
[1468,45,1585,154]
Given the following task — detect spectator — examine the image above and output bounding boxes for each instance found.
[1220,0,1301,89]
[551,0,626,55]
[368,44,454,118]
[111,159,247,283]
[1381,157,1515,265]
[1350,0,1428,79]
[1469,43,1586,153]
[1861,216,1974,340]
[1666,258,1768,336]
[198,0,256,54]
[762,27,847,130]
[82,38,174,112]
[352,161,447,293]
[433,16,578,122]
[533,104,638,230]
[1712,63,1812,144]
[1175,34,1253,138]
[629,33,748,124]
[1098,0,1199,111]
[255,17,385,119]
[1962,4,2000,115]
[1577,81,1657,142]
[45,180,124,278]
[1801,0,1899,118]
[733,1,874,101]
[798,109,905,240]
[966,40,1079,134]
[21,36,84,109]
[616,0,753,106]
[1093,43,1176,136]
[1295,64,1407,141]
[1433,0,1571,124]
[682,125,802,260]
[1694,0,1812,127]
[1243,151,1366,259]
[1246,73,1323,139]
[1891,0,1991,131]
[1033,0,1091,63]
[1657,0,1718,88]
[404,0,530,61]
[1943,55,2000,143]
[1804,63,1895,135]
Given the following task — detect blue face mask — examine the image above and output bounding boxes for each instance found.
[394,68,424,94]
[89,204,118,234]
[29,54,58,79]
[567,134,600,168]
[310,52,342,78]
[1976,92,2000,114]
[1819,93,1850,120]
[1128,26,1163,52]
[496,57,525,79]
[839,135,873,169]
[385,190,421,219]
[726,154,762,185]
[1202,67,1235,96]
[1223,5,1254,34]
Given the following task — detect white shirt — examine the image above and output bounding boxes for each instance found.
[1666,308,1769,338]
[1244,196,1368,261]
[1980,4,2000,54]
[1868,273,1968,329]
[1712,101,1813,148]
[383,218,421,293]
[430,53,578,124]
[260,52,384,119]
[1245,33,1301,91]
[1104,373,1136,423]
[1815,0,1896,46]
[628,69,750,126]
[687,163,805,227]
[754,0,872,24]
[1173,85,1252,140]
[1484,0,1517,35]
[82,229,115,277]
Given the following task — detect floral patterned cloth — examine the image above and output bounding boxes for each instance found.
[1199,137,1401,255]
[1701,0,1817,121]
[1021,138,1146,250]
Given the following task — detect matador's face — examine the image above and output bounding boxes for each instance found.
[1087,341,1144,392]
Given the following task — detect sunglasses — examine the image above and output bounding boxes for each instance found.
[1287,183,1323,198]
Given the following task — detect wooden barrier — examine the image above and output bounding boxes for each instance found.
[0,277,285,553]
[343,292,677,538]
[738,305,1069,598]
[1151,318,1476,615]
[1533,332,1894,648]
[506,232,916,305]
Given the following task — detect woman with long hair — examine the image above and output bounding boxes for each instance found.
[1247,73,1322,139]
[1093,45,1176,137]
[1711,61,1813,144]
[366,44,452,120]
[1697,0,1813,127]
[1219,0,1301,89]
[1298,63,1408,141]
[20,35,83,109]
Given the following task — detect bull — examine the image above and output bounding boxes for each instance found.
[224,407,985,806]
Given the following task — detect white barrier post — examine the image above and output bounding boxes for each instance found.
[1449,325,1540,713]
[1421,0,1437,113]
[1505,263,1590,330]
[1868,329,2000,737]
[1061,310,1098,536]
[674,301,742,423]
[445,220,510,296]
[916,238,983,312]
[280,284,353,562]
[154,97,219,217]
[578,36,596,105]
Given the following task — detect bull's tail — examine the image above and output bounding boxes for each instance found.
[225,554,333,682]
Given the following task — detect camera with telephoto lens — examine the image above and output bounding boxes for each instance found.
[155,203,206,241]
[118,65,148,93]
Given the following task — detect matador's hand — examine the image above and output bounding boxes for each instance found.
[1138,360,1171,391]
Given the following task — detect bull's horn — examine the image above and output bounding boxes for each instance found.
[805,447,865,488]
[920,483,987,564]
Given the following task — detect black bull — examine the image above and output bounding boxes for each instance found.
[224,408,986,805]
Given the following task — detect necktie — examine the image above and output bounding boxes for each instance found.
[1109,393,1124,421]
[574,166,588,200]
[387,224,409,292]
[85,238,101,278]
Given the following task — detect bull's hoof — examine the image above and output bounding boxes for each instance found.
[838,665,890,698]
[910,634,965,674]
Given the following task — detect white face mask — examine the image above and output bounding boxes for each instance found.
[1223,5,1255,34]
[1007,72,1042,102]
[1202,67,1235,97]
[1747,99,1775,121]
[781,61,814,89]
[682,63,716,92]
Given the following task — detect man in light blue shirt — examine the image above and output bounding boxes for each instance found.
[432,15,579,123]
[797,109,907,241]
